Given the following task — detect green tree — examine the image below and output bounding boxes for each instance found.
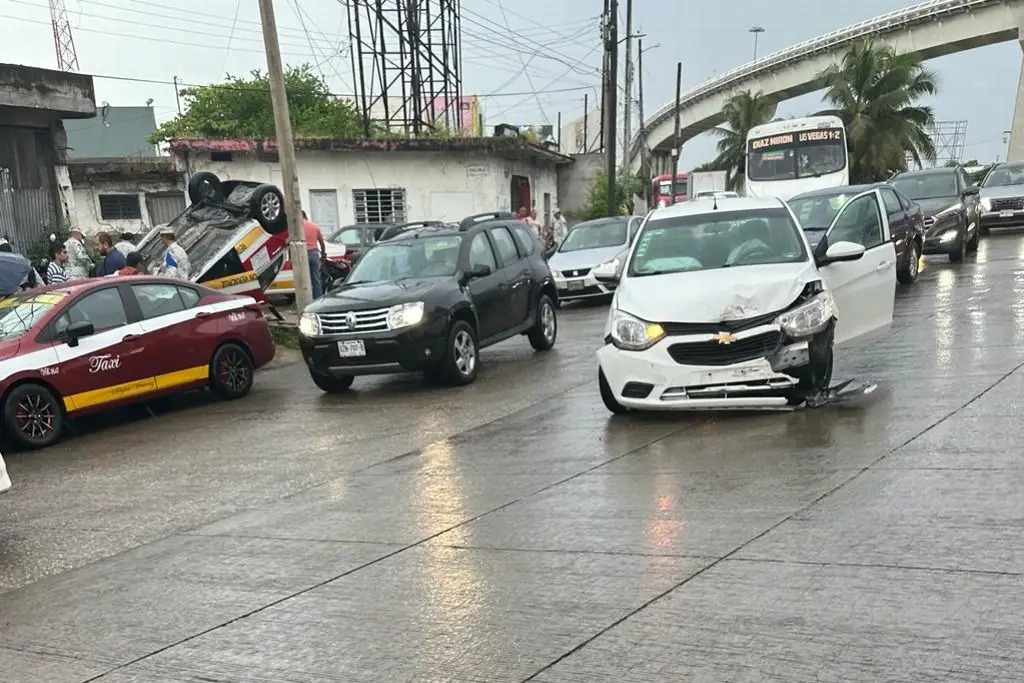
[150,66,364,143]
[709,90,777,191]
[691,160,730,173]
[582,169,643,219]
[816,39,937,183]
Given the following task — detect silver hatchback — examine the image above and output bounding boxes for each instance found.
[549,216,642,302]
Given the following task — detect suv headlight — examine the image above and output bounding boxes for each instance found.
[981,197,992,211]
[775,292,835,338]
[298,311,321,337]
[610,309,665,351]
[935,202,963,218]
[387,301,425,329]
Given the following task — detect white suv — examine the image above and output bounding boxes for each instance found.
[595,192,897,412]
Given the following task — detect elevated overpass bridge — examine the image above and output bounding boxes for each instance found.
[634,0,1024,175]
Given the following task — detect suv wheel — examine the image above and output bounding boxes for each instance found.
[443,321,479,385]
[311,372,354,393]
[598,369,628,414]
[897,240,920,285]
[527,294,558,351]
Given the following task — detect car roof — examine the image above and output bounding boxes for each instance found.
[892,167,958,178]
[387,225,462,241]
[649,196,785,218]
[16,276,204,298]
[790,184,882,200]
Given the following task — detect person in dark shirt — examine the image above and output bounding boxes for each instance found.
[94,232,126,276]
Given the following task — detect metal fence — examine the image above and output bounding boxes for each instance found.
[0,167,57,252]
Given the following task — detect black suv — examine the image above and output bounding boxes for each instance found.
[297,213,559,391]
[890,166,981,262]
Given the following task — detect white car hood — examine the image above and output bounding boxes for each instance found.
[617,261,820,322]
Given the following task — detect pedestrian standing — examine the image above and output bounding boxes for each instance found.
[46,245,69,284]
[552,210,568,246]
[114,231,136,258]
[302,211,326,299]
[525,209,542,240]
[158,227,190,279]
[64,228,92,279]
[94,232,127,277]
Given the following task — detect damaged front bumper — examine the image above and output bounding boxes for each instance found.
[598,326,814,411]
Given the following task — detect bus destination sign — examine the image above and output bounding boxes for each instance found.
[749,128,843,151]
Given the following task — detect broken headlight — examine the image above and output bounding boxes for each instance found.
[774,291,835,338]
[610,309,665,351]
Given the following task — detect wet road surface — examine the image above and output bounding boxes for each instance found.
[3,233,1024,681]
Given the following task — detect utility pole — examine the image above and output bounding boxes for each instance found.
[603,0,619,216]
[258,0,313,312]
[173,76,182,115]
[670,62,682,203]
[636,38,647,206]
[583,94,589,153]
[750,26,765,61]
[621,0,633,168]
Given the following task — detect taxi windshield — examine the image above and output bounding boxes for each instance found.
[0,292,66,341]
[348,236,462,283]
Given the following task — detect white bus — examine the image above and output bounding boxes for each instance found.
[745,115,848,200]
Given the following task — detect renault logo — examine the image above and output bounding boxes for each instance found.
[345,311,357,330]
[712,331,736,345]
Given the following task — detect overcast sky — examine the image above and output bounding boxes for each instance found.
[0,0,1017,167]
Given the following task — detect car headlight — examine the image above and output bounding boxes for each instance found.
[610,309,665,351]
[774,292,835,338]
[981,197,992,211]
[939,229,959,243]
[298,311,321,337]
[387,301,425,329]
[551,269,562,278]
[598,256,621,272]
[935,202,963,218]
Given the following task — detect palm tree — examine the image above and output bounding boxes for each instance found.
[816,39,937,182]
[710,90,777,191]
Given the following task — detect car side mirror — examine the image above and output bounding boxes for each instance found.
[963,185,980,197]
[65,320,95,347]
[593,259,621,284]
[465,263,491,280]
[818,240,865,266]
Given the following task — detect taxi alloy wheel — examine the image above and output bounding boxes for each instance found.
[210,343,255,400]
[3,384,64,449]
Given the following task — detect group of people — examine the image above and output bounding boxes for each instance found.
[45,226,190,285]
[514,207,568,250]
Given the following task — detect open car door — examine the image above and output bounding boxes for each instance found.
[817,189,896,346]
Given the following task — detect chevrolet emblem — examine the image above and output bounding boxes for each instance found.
[712,331,736,344]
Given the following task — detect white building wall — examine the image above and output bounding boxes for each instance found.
[72,178,181,236]
[183,149,561,226]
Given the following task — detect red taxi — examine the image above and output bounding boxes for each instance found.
[0,277,275,449]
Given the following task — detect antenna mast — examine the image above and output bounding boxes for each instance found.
[50,0,80,71]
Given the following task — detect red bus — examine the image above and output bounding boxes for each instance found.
[651,173,688,207]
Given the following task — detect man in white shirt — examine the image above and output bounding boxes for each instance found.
[552,210,568,245]
[158,227,190,279]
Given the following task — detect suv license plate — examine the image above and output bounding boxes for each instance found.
[1000,210,1015,218]
[567,280,584,291]
[337,340,366,357]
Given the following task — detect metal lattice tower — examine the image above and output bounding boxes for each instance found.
[49,0,80,71]
[346,0,463,136]
[929,120,968,167]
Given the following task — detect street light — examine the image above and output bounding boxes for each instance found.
[750,26,765,61]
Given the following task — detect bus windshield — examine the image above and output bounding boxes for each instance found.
[747,128,846,182]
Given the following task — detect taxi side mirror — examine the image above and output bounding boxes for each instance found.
[65,320,95,347]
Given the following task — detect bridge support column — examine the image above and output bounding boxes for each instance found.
[1009,23,1024,162]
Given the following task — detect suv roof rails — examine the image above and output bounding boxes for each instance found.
[459,212,516,231]
[378,220,448,241]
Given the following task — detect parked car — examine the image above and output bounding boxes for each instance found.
[0,451,9,493]
[269,223,393,297]
[0,277,275,449]
[978,161,1024,232]
[135,172,289,302]
[789,183,925,284]
[594,193,895,412]
[297,213,558,391]
[549,215,643,302]
[890,166,980,261]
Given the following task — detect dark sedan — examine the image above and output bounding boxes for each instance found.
[890,167,980,262]
[788,183,926,285]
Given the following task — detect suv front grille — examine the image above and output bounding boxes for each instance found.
[991,197,1024,211]
[667,331,783,366]
[319,307,390,334]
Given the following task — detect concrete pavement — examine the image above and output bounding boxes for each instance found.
[3,233,1024,682]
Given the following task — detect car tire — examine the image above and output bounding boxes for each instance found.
[897,240,920,285]
[599,369,629,415]
[310,372,354,393]
[527,294,558,351]
[249,184,288,234]
[442,321,479,385]
[949,232,967,263]
[209,343,255,400]
[980,225,991,236]
[187,171,222,205]
[967,230,980,253]
[3,383,64,450]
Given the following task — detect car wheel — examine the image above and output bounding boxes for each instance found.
[310,372,354,393]
[980,225,991,236]
[527,294,558,351]
[599,369,629,414]
[3,383,64,449]
[187,171,222,204]
[949,232,967,263]
[209,343,255,399]
[443,321,479,385]
[249,184,288,234]
[897,240,920,285]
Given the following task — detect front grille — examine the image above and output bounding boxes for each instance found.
[667,331,783,366]
[661,310,781,336]
[991,197,1024,211]
[319,307,389,334]
[562,267,591,278]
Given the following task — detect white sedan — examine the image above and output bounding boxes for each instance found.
[595,192,896,411]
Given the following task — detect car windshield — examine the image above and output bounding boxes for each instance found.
[348,235,462,282]
[788,193,855,230]
[891,174,957,200]
[628,208,807,276]
[0,291,66,341]
[982,165,1024,188]
[559,218,629,252]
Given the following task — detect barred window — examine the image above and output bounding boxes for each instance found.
[98,194,142,220]
[353,188,406,224]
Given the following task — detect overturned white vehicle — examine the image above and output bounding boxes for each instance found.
[596,193,896,412]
